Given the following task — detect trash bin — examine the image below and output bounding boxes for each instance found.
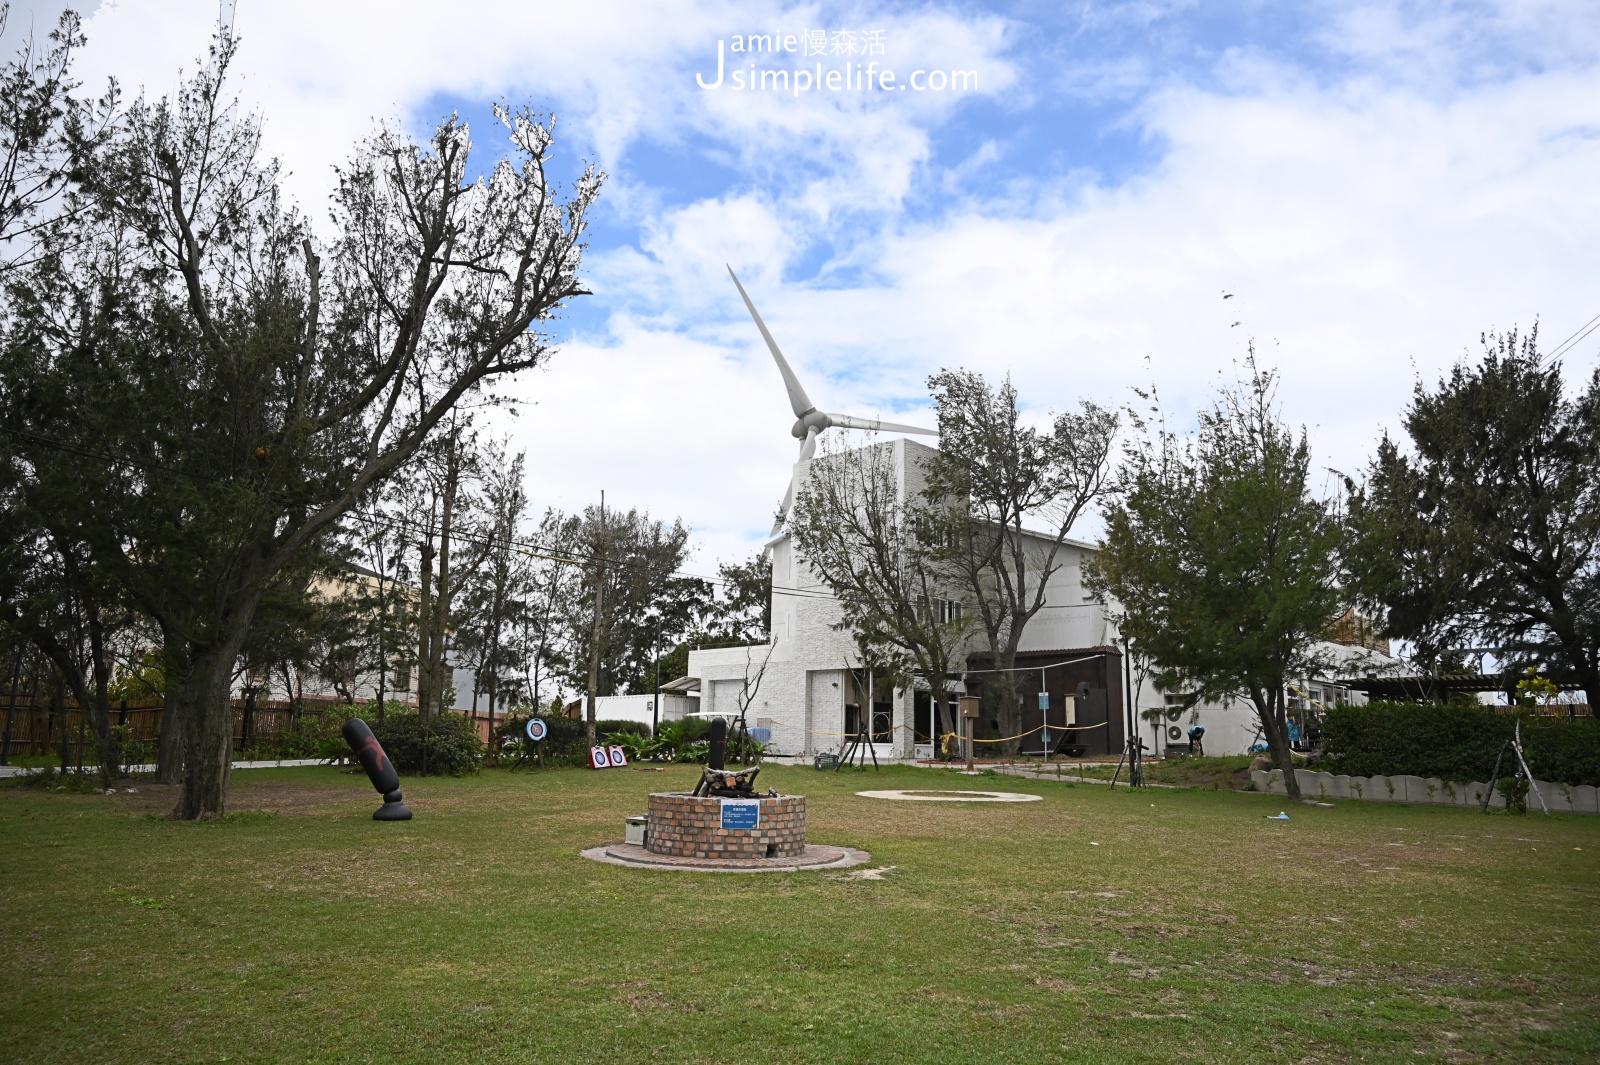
[625,815,647,846]
[813,752,840,771]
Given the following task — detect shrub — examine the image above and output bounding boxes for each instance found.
[1321,700,1600,785]
[279,711,346,760]
[650,717,712,763]
[596,719,650,739]
[492,713,593,768]
[370,712,482,776]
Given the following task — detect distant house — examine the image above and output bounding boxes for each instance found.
[237,564,478,715]
[573,692,697,733]
[1141,637,1403,758]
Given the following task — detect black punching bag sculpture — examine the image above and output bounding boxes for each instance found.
[708,716,728,771]
[342,717,413,821]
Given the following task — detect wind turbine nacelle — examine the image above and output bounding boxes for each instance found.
[791,412,830,439]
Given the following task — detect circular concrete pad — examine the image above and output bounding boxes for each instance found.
[582,843,872,873]
[856,789,1043,802]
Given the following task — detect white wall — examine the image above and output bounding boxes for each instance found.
[589,693,694,732]
[687,437,1119,762]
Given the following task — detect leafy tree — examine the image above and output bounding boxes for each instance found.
[454,440,536,738]
[0,6,115,273]
[345,494,415,719]
[0,34,601,818]
[547,503,703,742]
[923,370,1117,750]
[1086,362,1344,798]
[0,508,126,783]
[1345,327,1600,707]
[789,438,970,750]
[517,507,579,716]
[708,552,771,644]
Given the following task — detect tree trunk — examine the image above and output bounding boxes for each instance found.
[485,565,504,765]
[155,629,189,784]
[416,522,436,718]
[486,671,497,767]
[373,569,387,721]
[172,634,247,821]
[993,670,1022,758]
[431,442,459,716]
[85,610,118,788]
[586,566,603,747]
[586,500,606,748]
[1253,685,1301,800]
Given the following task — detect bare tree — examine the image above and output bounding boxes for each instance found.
[923,371,1117,752]
[731,641,776,764]
[788,438,971,755]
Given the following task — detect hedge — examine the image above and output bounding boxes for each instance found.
[491,714,651,768]
[1321,700,1600,786]
[371,711,483,776]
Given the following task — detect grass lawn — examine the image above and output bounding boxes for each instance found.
[1046,755,1259,789]
[2,763,1597,1064]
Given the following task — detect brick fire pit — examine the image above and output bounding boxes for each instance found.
[645,791,805,859]
[580,788,871,873]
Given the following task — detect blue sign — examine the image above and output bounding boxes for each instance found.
[1038,692,1050,710]
[720,799,760,830]
[525,717,548,743]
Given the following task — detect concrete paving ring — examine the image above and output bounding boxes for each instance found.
[856,789,1043,803]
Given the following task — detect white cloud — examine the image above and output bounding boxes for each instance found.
[562,44,1600,558]
[61,1,1600,570]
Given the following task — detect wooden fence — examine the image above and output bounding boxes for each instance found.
[0,695,496,766]
[0,697,356,765]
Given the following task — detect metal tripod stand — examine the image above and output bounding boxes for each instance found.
[1481,720,1549,815]
[1108,735,1145,789]
[834,728,881,772]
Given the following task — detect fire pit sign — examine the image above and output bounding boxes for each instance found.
[719,798,760,830]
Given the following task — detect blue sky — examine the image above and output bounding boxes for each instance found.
[61,0,1600,567]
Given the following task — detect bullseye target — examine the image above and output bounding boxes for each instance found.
[525,717,548,743]
[589,746,611,769]
[608,745,628,767]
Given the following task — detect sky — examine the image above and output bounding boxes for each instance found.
[21,0,1600,576]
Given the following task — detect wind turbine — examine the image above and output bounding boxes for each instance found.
[727,266,936,534]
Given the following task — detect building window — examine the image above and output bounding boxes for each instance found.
[936,598,962,625]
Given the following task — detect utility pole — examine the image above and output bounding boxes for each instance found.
[1119,634,1143,788]
[585,490,606,747]
[652,613,662,738]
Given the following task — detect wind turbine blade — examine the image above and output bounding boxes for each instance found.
[798,426,820,461]
[825,412,937,436]
[728,266,814,419]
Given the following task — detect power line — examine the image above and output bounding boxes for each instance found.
[1547,311,1600,361]
[2,423,773,598]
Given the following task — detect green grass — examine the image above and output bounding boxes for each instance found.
[2,763,1598,1064]
[1053,755,1257,788]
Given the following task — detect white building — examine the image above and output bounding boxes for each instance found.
[1134,639,1404,758]
[575,692,697,732]
[688,439,1131,763]
[688,437,1408,763]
